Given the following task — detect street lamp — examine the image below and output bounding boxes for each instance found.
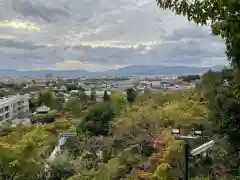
[171,128,214,180]
[172,128,180,135]
[193,130,202,136]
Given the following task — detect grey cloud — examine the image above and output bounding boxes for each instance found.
[0,0,227,70]
[0,36,226,69]
[8,0,70,22]
[167,26,211,41]
[0,38,46,50]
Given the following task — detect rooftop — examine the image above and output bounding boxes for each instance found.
[36,105,50,113]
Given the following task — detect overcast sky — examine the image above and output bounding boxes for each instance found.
[0,0,227,71]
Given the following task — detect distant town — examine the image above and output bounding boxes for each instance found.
[0,74,198,125]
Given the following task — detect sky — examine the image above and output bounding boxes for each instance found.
[0,0,227,72]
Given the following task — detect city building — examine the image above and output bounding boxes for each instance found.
[0,94,29,122]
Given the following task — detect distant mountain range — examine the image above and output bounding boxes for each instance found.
[0,65,224,77]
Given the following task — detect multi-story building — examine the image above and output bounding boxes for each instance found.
[0,94,29,121]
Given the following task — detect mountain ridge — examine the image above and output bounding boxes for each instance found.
[0,65,224,77]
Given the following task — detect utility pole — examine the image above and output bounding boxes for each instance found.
[184,143,189,180]
[172,128,215,180]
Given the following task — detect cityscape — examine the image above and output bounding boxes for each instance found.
[0,0,239,179]
[0,74,197,124]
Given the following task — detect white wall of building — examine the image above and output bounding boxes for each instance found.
[0,94,29,121]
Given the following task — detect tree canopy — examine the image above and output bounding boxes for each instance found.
[76,102,115,136]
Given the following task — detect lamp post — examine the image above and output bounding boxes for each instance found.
[171,128,214,180]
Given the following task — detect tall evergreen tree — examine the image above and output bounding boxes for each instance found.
[126,88,137,103]
[103,90,110,102]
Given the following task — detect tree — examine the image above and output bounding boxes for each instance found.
[0,121,72,180]
[36,90,59,109]
[110,92,127,115]
[156,0,240,69]
[0,142,43,180]
[79,91,88,104]
[208,83,240,177]
[196,70,222,100]
[76,102,115,136]
[90,90,96,102]
[179,74,200,82]
[197,69,240,178]
[126,88,137,103]
[0,127,52,180]
[63,97,83,118]
[66,84,78,92]
[103,90,110,102]
[55,93,65,110]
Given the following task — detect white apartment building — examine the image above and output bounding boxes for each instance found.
[0,94,29,121]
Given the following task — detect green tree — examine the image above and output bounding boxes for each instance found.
[103,90,110,102]
[197,69,240,178]
[76,102,115,136]
[179,74,200,82]
[0,142,43,180]
[55,93,65,110]
[126,88,137,103]
[0,128,52,180]
[36,90,59,109]
[196,70,222,100]
[63,97,83,118]
[110,92,127,115]
[208,84,240,177]
[66,84,78,92]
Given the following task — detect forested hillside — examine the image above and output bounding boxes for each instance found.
[1,68,239,180]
